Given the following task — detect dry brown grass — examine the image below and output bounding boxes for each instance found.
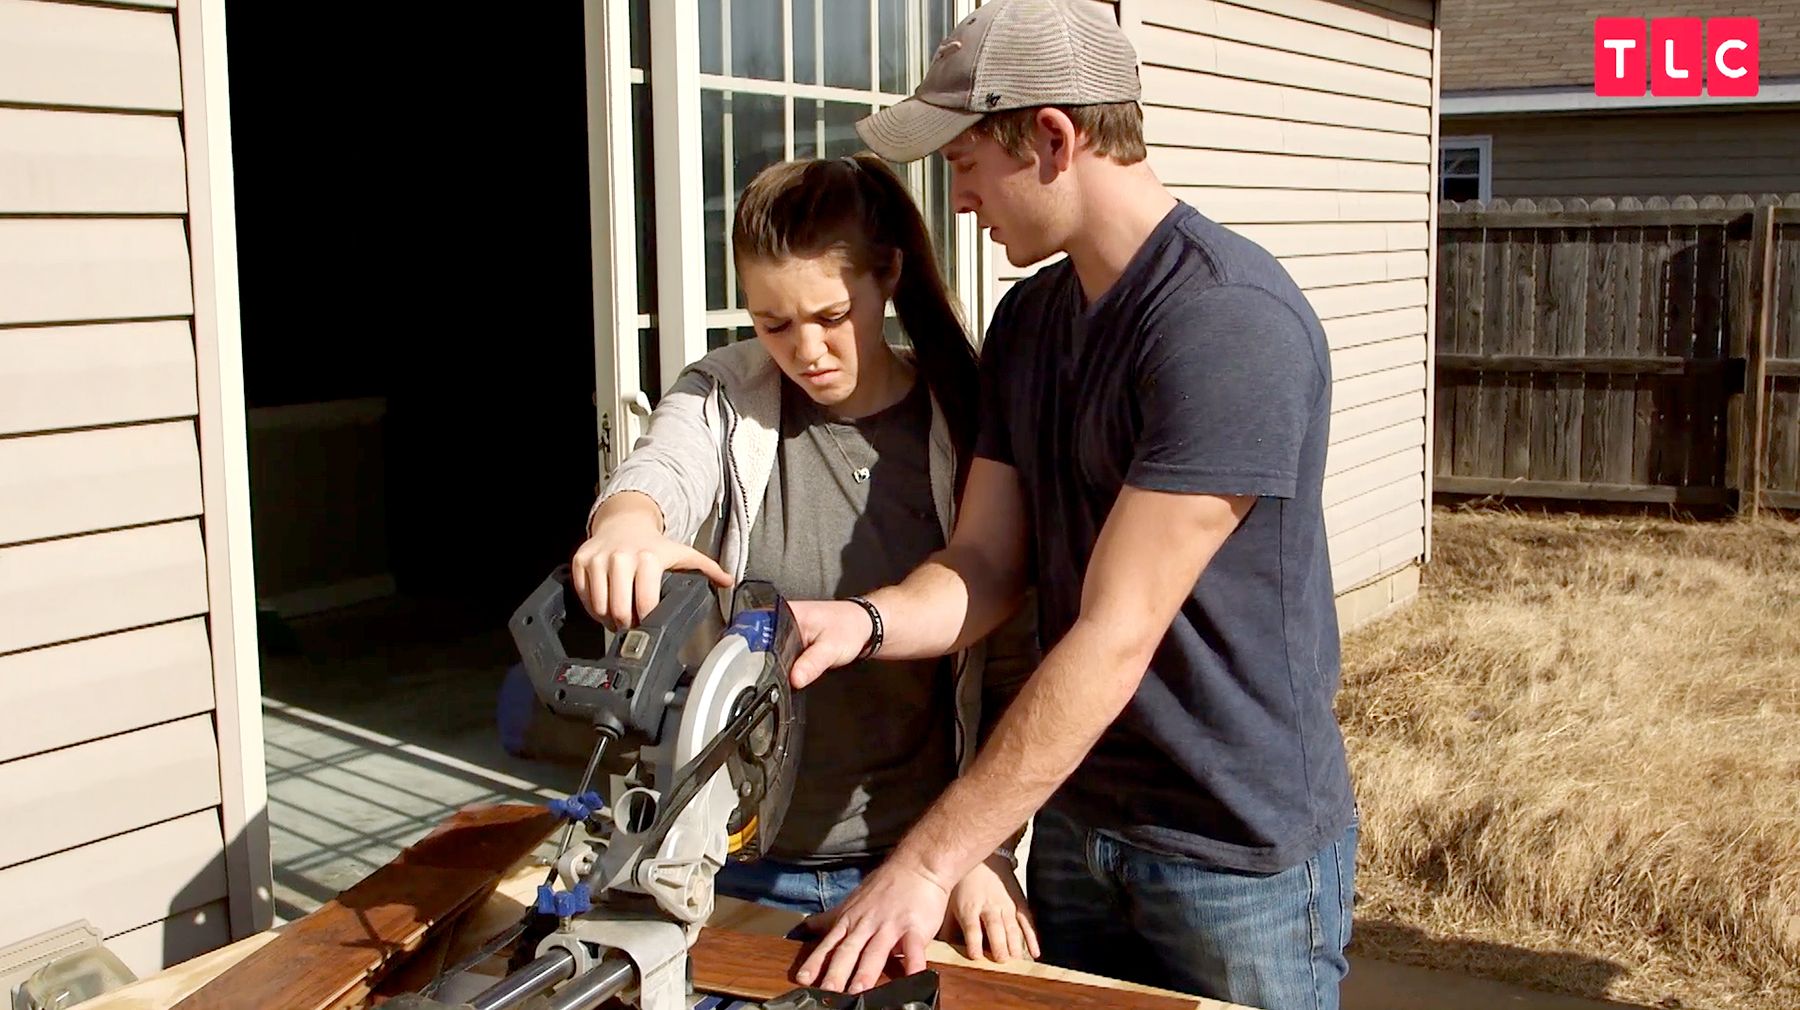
[1339,506,1800,1010]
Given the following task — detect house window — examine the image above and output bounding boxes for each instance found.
[1439,137,1491,203]
[696,0,959,349]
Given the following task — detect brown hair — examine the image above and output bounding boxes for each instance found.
[732,154,979,487]
[970,101,1147,165]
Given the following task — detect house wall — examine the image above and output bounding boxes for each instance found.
[0,0,268,979]
[1446,108,1800,200]
[988,0,1439,610]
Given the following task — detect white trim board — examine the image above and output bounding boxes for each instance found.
[1444,77,1800,115]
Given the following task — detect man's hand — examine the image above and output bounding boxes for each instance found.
[795,857,950,994]
[786,600,874,689]
[942,855,1039,963]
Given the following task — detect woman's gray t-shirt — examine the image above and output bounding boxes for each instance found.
[742,375,957,863]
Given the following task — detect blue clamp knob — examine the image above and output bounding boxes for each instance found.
[536,881,592,917]
[725,609,775,653]
[548,791,605,823]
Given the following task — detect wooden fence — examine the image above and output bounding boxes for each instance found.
[1433,194,1800,513]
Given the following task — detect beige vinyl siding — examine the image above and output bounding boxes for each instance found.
[1446,109,1800,201]
[990,0,1439,596]
[0,0,243,979]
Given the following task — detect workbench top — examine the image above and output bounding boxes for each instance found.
[82,862,1254,1010]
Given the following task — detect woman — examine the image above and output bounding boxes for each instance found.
[570,154,1040,963]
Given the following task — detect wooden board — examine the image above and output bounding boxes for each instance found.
[689,929,1208,1010]
[170,804,558,1010]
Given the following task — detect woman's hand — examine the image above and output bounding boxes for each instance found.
[572,492,731,629]
[941,853,1039,963]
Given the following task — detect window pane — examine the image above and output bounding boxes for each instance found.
[707,327,731,352]
[794,98,820,159]
[823,2,872,90]
[878,0,907,94]
[639,327,662,403]
[1441,149,1479,176]
[733,92,787,308]
[1442,177,1480,203]
[700,0,723,74]
[737,325,758,344]
[629,0,650,70]
[793,0,817,84]
[731,0,783,81]
[823,101,872,159]
[703,91,726,311]
[633,83,658,315]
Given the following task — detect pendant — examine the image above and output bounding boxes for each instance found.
[852,466,871,483]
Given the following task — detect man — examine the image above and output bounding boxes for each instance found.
[782,1,1358,1007]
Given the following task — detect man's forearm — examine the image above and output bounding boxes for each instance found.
[886,614,1153,888]
[862,544,1025,660]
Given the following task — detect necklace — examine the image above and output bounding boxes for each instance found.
[820,420,871,483]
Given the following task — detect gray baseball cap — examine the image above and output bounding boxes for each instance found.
[855,0,1142,163]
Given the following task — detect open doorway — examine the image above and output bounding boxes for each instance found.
[225,3,601,917]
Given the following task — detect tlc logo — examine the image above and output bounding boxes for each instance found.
[1593,18,1759,97]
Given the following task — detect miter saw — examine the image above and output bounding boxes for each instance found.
[387,568,937,1010]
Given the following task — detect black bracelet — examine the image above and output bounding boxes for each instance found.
[846,595,884,661]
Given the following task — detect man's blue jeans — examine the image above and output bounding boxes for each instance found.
[714,856,874,916]
[1026,807,1357,1010]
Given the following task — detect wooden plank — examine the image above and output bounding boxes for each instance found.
[1288,252,1428,291]
[1432,230,1454,479]
[1137,0,1434,75]
[0,618,212,763]
[0,108,186,214]
[1142,107,1428,163]
[107,900,234,981]
[0,520,208,655]
[1557,227,1591,483]
[0,0,181,111]
[1170,187,1428,224]
[1756,210,1800,511]
[170,804,562,1010]
[1327,445,1424,507]
[0,810,226,943]
[1504,228,1538,481]
[1577,226,1612,483]
[689,930,1210,1010]
[0,321,198,436]
[0,421,201,546]
[1434,475,1734,505]
[1305,279,1426,321]
[1139,67,1429,135]
[1331,335,1425,381]
[1476,227,1510,484]
[0,715,219,870]
[1449,228,1482,478]
[1132,25,1431,107]
[1439,209,1747,229]
[1335,389,1425,442]
[0,218,194,326]
[1433,354,1728,374]
[1771,383,1800,495]
[1153,146,1427,192]
[1766,359,1800,378]
[1690,224,1731,491]
[1608,223,1646,486]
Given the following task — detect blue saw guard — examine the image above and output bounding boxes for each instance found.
[724,608,775,653]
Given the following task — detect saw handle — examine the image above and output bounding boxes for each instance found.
[508,566,718,738]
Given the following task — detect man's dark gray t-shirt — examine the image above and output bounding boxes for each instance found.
[977,202,1354,873]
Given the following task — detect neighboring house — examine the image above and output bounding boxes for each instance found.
[1439,1,1800,201]
[0,0,1441,983]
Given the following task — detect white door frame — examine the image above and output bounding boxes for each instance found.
[585,0,991,470]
